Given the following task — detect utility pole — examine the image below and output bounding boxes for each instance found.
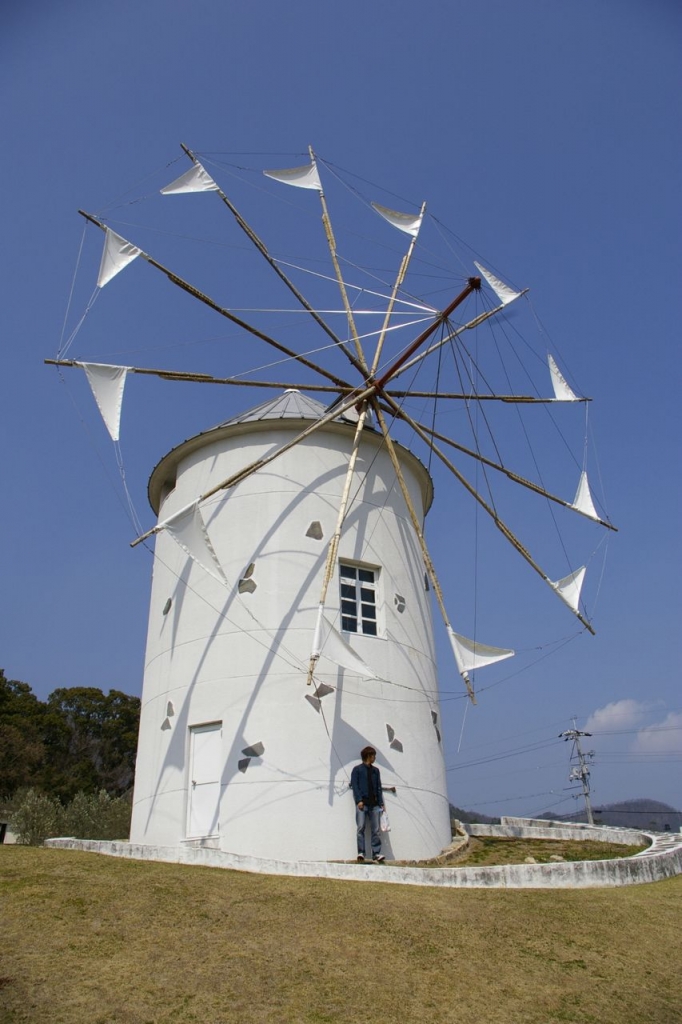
[559,718,595,825]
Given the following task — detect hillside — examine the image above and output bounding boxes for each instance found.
[537,798,682,831]
[450,799,682,832]
[449,804,500,825]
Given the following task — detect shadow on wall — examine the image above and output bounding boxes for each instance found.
[143,447,415,835]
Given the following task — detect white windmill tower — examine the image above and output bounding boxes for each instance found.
[49,146,615,863]
[129,389,451,860]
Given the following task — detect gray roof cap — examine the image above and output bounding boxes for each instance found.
[217,389,364,427]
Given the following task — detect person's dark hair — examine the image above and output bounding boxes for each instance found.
[360,746,376,761]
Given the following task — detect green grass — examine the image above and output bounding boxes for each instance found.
[451,835,647,866]
[1,847,681,1023]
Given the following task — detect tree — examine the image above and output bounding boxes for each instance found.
[98,690,141,794]
[0,670,141,802]
[0,670,45,798]
[42,687,140,801]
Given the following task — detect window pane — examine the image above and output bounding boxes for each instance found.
[340,562,378,638]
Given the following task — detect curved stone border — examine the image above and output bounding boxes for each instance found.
[466,817,648,845]
[44,818,682,889]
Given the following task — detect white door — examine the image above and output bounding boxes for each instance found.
[187,722,222,838]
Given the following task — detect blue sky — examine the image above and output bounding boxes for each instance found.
[2,0,680,817]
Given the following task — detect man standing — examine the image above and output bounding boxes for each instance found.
[350,745,386,863]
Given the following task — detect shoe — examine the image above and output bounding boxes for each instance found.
[357,854,364,862]
[373,854,385,863]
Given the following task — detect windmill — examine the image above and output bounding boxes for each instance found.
[47,146,615,862]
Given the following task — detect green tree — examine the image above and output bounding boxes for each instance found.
[42,687,140,801]
[99,690,141,794]
[0,670,140,801]
[10,788,62,845]
[0,670,45,798]
[61,790,132,840]
[10,788,133,844]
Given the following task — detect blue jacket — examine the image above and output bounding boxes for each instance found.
[350,762,383,808]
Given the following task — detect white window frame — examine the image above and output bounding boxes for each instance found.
[339,561,380,637]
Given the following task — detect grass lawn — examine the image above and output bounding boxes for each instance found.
[1,846,680,1024]
[443,835,647,866]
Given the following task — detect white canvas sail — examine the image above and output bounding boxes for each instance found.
[447,628,514,675]
[311,607,376,678]
[371,202,423,238]
[572,471,599,520]
[78,362,128,442]
[164,504,227,584]
[473,262,522,306]
[548,354,579,401]
[263,162,322,191]
[97,228,142,288]
[549,566,586,614]
[160,162,219,194]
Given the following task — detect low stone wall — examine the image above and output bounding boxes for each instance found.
[44,819,682,890]
[501,816,595,829]
[465,821,643,845]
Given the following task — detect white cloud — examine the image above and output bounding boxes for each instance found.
[584,699,651,735]
[633,711,682,755]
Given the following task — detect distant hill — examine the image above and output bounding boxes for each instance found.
[536,799,682,832]
[450,798,682,831]
[449,804,500,826]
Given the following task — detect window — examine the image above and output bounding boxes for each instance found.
[339,563,378,636]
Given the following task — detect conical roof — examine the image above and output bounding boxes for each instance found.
[218,389,357,426]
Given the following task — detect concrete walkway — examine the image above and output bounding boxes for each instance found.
[45,818,682,889]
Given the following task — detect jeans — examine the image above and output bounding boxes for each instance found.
[356,804,382,857]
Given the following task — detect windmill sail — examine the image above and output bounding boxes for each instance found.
[549,566,586,615]
[311,608,376,679]
[263,162,322,191]
[97,228,142,288]
[371,202,423,238]
[548,354,579,401]
[448,628,514,675]
[474,262,522,306]
[160,162,219,194]
[164,503,227,584]
[572,471,599,520]
[78,362,128,442]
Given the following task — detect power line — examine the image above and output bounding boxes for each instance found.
[446,737,560,773]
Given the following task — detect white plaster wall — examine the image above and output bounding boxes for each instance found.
[131,418,451,861]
